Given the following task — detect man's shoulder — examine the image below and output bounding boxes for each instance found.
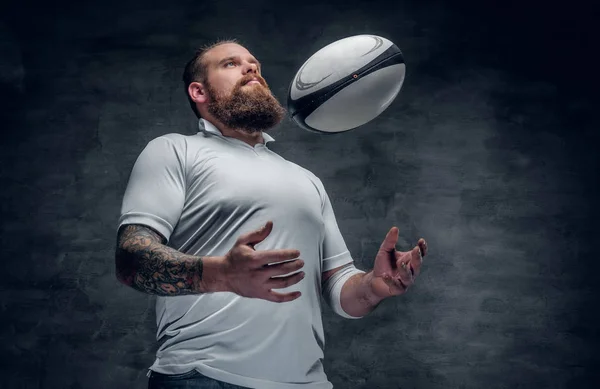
[145,132,208,152]
[149,132,192,144]
[279,157,324,188]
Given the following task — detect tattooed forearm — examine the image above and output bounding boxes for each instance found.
[115,225,204,296]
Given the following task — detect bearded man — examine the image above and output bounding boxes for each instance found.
[115,39,428,389]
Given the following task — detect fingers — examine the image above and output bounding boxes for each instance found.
[408,246,423,276]
[393,247,417,285]
[253,249,301,266]
[261,258,304,277]
[237,221,273,247]
[394,243,425,287]
[259,268,305,303]
[396,258,414,287]
[265,270,305,290]
[261,261,305,303]
[418,238,428,257]
[379,226,399,253]
[265,289,302,303]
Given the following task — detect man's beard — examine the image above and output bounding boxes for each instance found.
[206,75,286,134]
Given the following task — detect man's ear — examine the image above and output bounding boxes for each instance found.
[188,81,208,104]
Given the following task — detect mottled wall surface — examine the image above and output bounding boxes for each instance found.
[1,0,598,388]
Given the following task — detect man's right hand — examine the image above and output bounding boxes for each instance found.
[222,221,305,303]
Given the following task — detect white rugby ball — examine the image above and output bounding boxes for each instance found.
[287,35,406,133]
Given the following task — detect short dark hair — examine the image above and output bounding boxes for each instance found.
[182,39,240,118]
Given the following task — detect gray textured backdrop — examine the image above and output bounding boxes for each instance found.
[1,0,598,388]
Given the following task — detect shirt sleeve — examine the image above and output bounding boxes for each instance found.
[319,179,354,272]
[117,135,186,242]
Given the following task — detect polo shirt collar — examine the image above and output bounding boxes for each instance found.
[198,118,275,145]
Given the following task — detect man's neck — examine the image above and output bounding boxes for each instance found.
[205,116,265,147]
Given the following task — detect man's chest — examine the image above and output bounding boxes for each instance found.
[185,153,323,221]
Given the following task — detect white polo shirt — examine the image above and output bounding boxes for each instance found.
[118,119,354,389]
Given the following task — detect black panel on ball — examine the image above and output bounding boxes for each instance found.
[287,44,405,134]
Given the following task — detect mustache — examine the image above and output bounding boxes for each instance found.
[237,74,268,88]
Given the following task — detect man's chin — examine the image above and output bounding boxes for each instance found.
[240,83,267,94]
[207,86,285,133]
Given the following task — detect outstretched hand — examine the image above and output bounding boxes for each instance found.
[222,221,306,303]
[371,227,428,298]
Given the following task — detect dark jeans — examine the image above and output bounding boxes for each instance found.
[148,370,251,389]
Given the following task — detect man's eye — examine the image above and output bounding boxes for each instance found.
[225,61,236,67]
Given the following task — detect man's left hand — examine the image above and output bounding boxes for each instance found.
[370,227,428,298]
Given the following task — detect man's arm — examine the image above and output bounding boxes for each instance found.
[322,265,384,318]
[115,224,228,296]
[322,229,428,318]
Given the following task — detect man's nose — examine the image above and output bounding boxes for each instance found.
[243,62,258,74]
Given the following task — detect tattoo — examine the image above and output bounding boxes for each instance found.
[115,224,203,296]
